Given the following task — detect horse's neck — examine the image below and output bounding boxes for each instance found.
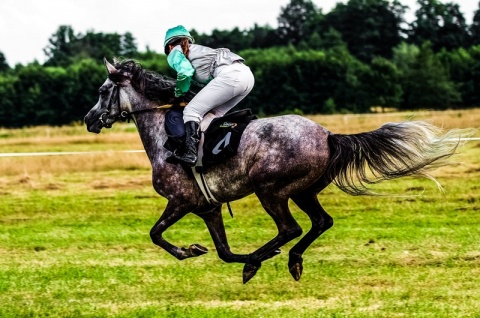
[127,95,169,164]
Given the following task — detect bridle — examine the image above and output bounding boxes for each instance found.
[99,82,130,128]
[99,79,186,128]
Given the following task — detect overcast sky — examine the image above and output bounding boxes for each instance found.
[0,0,477,66]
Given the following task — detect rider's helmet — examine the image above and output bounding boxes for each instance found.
[164,25,195,54]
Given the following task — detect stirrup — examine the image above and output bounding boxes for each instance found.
[175,152,197,166]
[167,149,197,166]
[166,150,182,164]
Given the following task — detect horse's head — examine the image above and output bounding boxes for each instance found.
[84,58,133,133]
[85,58,192,133]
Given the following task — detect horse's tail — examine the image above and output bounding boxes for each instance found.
[325,121,476,195]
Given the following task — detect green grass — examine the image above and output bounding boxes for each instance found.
[2,164,480,317]
[0,121,479,317]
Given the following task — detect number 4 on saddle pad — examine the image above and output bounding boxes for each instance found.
[202,109,257,169]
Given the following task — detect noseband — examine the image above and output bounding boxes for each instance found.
[99,83,130,128]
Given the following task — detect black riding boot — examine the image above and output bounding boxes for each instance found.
[170,121,200,166]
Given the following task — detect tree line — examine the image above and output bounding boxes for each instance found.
[1,0,480,127]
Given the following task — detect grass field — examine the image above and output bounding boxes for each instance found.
[1,109,479,317]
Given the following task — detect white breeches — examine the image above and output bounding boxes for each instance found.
[183,62,255,123]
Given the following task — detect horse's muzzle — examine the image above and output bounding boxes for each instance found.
[84,113,103,134]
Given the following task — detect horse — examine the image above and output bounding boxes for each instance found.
[84,58,474,284]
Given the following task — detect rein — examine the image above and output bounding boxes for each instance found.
[126,102,187,115]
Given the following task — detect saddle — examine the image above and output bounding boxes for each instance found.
[164,108,257,171]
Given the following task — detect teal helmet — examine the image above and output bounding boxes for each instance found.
[164,25,194,54]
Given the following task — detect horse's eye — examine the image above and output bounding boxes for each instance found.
[99,87,108,95]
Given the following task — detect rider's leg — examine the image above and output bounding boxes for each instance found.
[183,63,254,122]
[170,63,254,166]
[170,120,200,166]
[209,64,255,117]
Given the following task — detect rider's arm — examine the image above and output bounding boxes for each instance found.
[167,49,195,97]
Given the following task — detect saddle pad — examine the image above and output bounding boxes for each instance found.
[163,108,257,169]
[201,110,256,169]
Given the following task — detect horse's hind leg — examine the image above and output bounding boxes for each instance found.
[197,205,249,264]
[289,190,333,281]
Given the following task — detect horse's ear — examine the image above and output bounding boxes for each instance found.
[104,58,118,75]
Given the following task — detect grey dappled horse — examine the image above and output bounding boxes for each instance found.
[85,59,472,283]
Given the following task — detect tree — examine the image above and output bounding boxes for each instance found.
[440,45,480,107]
[191,28,250,52]
[43,25,77,66]
[360,57,403,111]
[66,59,105,123]
[408,0,470,51]
[44,26,139,66]
[471,2,480,46]
[304,28,347,51]
[240,46,370,115]
[393,42,460,109]
[248,24,281,49]
[0,73,16,125]
[321,0,406,62]
[277,0,318,45]
[210,28,251,52]
[121,32,138,57]
[0,51,9,72]
[8,63,45,126]
[438,2,470,50]
[192,24,281,52]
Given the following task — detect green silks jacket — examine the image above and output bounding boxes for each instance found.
[167,49,195,97]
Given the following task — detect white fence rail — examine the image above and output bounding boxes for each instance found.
[0,150,145,157]
[1,138,479,158]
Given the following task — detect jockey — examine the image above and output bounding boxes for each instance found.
[164,25,255,166]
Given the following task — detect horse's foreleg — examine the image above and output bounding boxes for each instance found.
[197,206,249,264]
[289,190,333,281]
[150,201,208,260]
[242,195,303,284]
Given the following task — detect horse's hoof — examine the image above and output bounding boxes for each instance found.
[243,263,261,284]
[189,244,208,256]
[289,262,303,281]
[288,255,303,281]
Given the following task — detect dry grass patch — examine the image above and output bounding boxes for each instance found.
[0,152,150,176]
[308,108,480,133]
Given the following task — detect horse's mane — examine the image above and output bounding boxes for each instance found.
[111,59,196,103]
